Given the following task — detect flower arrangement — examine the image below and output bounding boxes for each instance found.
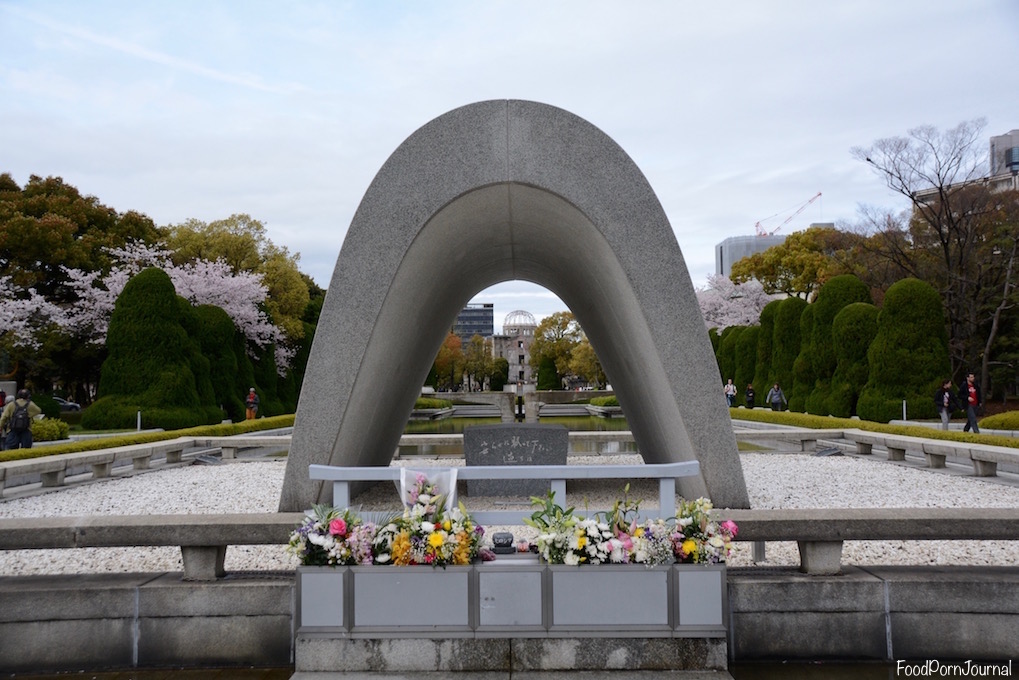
[287,504,380,566]
[288,472,485,568]
[374,472,484,567]
[670,497,739,565]
[523,488,738,567]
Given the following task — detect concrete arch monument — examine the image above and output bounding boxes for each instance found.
[280,100,750,511]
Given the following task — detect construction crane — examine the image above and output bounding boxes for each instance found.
[754,192,822,237]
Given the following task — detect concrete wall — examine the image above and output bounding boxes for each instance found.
[2,565,1017,672]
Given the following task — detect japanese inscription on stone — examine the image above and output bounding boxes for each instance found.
[463,424,568,497]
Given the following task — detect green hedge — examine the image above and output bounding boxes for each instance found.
[753,300,781,401]
[857,278,949,423]
[415,397,453,410]
[734,325,759,397]
[978,411,1019,430]
[789,306,815,412]
[590,395,619,407]
[0,414,296,463]
[826,302,879,417]
[31,417,70,442]
[730,409,1019,449]
[716,325,744,384]
[771,296,807,394]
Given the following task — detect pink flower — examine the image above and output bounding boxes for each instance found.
[329,518,348,536]
[721,520,738,538]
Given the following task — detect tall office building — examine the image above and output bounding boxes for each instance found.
[453,303,494,341]
[714,234,786,277]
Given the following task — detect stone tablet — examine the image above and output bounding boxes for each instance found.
[463,424,568,497]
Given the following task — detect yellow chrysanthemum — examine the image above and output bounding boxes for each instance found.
[392,531,413,566]
[428,532,445,548]
[681,538,698,556]
[443,520,452,531]
[576,534,587,549]
[452,531,472,565]
[634,527,644,538]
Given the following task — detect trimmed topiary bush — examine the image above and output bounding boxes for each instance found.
[735,325,759,398]
[82,267,223,430]
[857,278,950,423]
[193,304,248,422]
[771,296,807,401]
[716,326,744,387]
[789,305,815,412]
[753,300,781,402]
[806,275,872,415]
[489,357,509,393]
[31,417,70,442]
[708,327,721,355]
[537,355,560,390]
[827,302,879,417]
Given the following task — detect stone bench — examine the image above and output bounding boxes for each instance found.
[0,456,70,490]
[967,444,1018,477]
[733,428,835,452]
[5,507,1019,582]
[0,513,302,581]
[310,460,703,525]
[727,507,1019,575]
[192,435,291,459]
[839,428,1019,476]
[0,439,219,494]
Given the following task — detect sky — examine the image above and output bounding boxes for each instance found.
[2,1,1018,333]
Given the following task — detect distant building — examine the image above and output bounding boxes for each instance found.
[453,303,493,342]
[715,234,785,277]
[988,129,1019,192]
[915,128,1019,203]
[491,310,538,384]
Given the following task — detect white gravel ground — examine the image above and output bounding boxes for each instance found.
[1,452,1017,575]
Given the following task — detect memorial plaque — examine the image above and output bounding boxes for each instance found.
[463,423,568,497]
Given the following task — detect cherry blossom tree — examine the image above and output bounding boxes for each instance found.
[0,276,70,350]
[62,243,293,369]
[696,275,776,331]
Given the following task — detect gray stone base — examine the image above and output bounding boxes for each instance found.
[294,637,728,673]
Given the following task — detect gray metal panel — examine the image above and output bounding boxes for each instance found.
[352,567,470,628]
[299,568,346,628]
[550,566,669,628]
[677,567,724,627]
[478,569,544,628]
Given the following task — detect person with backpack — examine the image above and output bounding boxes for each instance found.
[0,389,42,450]
[0,394,11,451]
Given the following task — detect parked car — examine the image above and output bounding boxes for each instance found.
[53,396,81,412]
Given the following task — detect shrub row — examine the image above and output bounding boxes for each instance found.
[716,277,950,423]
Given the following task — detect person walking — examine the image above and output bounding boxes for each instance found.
[765,383,787,412]
[959,372,982,433]
[744,383,756,409]
[245,388,260,420]
[933,379,959,431]
[723,379,737,407]
[0,389,42,450]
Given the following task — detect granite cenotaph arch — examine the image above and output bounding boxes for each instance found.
[279,100,750,511]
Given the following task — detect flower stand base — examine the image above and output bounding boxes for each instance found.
[295,560,729,673]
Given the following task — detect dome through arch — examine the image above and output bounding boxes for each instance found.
[503,309,537,330]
